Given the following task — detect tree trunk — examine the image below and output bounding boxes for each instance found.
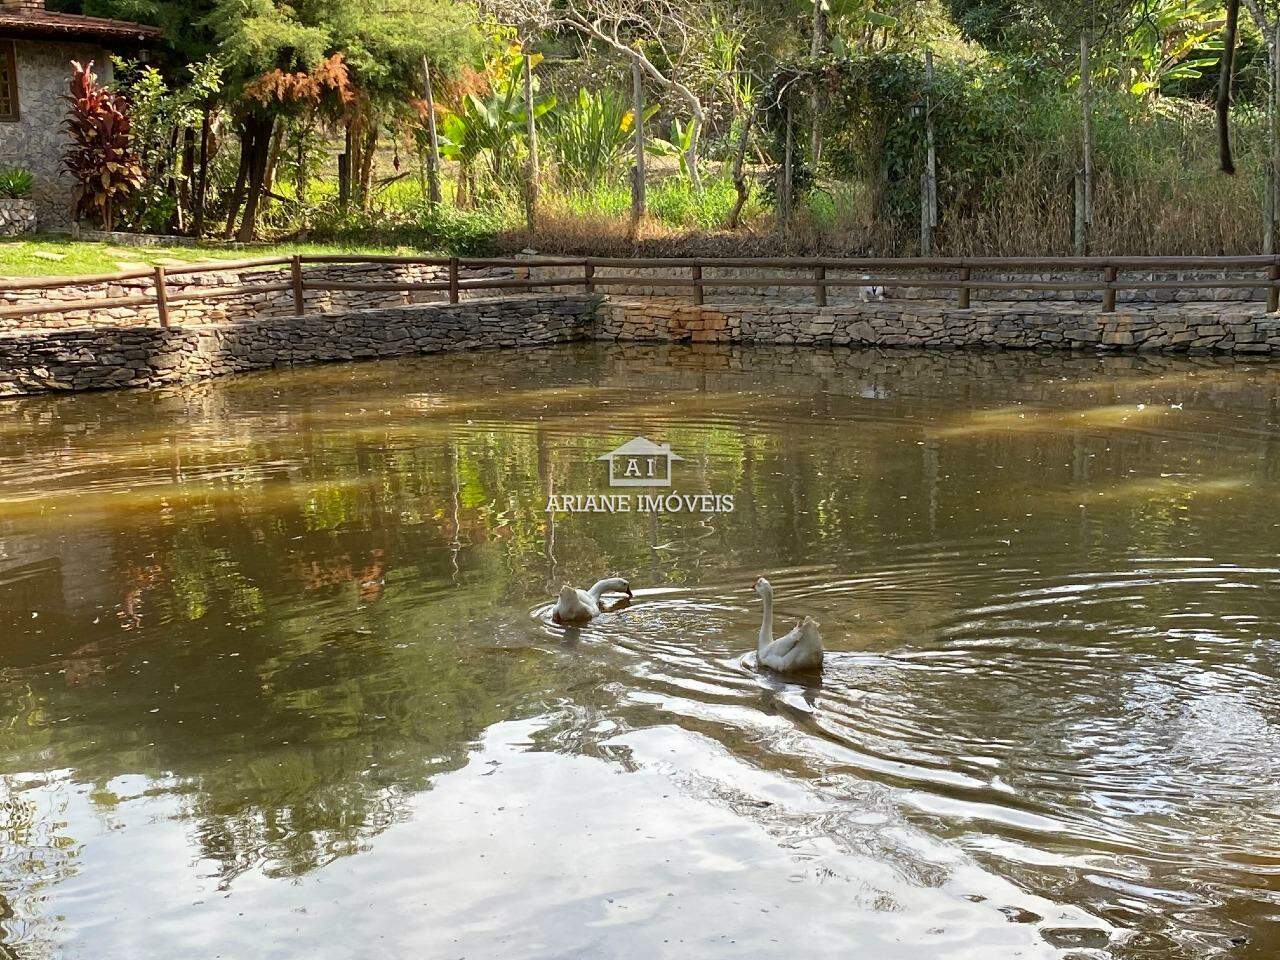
[261,122,285,211]
[339,122,353,210]
[177,125,195,234]
[236,114,275,243]
[1079,33,1093,252]
[630,60,646,230]
[727,110,754,229]
[357,124,376,211]
[523,46,539,233]
[779,104,794,226]
[809,0,827,165]
[223,120,252,239]
[922,48,937,254]
[193,103,212,238]
[686,114,702,191]
[1219,0,1241,174]
[421,55,442,204]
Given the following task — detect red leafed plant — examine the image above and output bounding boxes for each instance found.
[62,60,142,230]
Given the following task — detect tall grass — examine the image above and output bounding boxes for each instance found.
[547,175,754,230]
[795,95,1273,256]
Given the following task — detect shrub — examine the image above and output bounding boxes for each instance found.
[0,168,33,200]
[310,200,503,255]
[62,60,142,230]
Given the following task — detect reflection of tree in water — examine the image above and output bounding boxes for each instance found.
[0,345,1279,946]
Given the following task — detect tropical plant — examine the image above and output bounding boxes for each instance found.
[0,167,34,199]
[62,60,143,230]
[550,88,654,188]
[112,55,223,233]
[647,118,697,180]
[437,44,555,203]
[1121,0,1223,99]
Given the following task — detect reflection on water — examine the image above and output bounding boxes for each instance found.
[1,344,1279,958]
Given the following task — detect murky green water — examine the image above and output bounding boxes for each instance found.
[1,343,1279,959]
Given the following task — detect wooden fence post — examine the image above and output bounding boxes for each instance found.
[1102,264,1117,312]
[1268,261,1279,313]
[584,261,595,294]
[692,264,704,305]
[448,257,460,303]
[814,264,826,306]
[958,265,971,309]
[290,255,304,316]
[153,265,170,328]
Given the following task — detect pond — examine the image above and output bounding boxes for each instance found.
[0,343,1278,959]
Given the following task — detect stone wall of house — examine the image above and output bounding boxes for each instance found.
[0,261,529,329]
[0,39,110,227]
[597,297,1280,354]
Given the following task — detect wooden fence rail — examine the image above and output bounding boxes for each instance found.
[2,254,1280,324]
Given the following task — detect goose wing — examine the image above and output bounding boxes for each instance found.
[761,621,804,661]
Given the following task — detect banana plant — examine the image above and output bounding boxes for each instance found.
[436,44,556,202]
[646,118,697,181]
[1123,0,1223,99]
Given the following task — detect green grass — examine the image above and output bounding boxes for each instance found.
[552,175,758,230]
[0,235,443,278]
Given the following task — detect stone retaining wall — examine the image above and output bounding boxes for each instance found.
[5,287,1280,398]
[597,298,1280,353]
[0,294,598,396]
[0,200,37,237]
[0,261,526,330]
[528,263,1271,304]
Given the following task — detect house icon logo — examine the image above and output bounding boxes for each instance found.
[597,436,685,487]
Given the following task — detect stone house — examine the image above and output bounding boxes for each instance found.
[0,0,158,227]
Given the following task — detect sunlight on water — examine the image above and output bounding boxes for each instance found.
[0,344,1278,959]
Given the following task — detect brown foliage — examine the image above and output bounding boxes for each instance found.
[244,53,354,110]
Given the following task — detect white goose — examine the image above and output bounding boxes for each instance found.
[753,576,824,673]
[551,577,632,624]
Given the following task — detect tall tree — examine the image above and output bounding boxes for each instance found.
[500,0,710,190]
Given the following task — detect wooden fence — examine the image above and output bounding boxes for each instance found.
[2,254,1279,326]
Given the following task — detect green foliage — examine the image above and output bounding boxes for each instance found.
[549,88,653,188]
[111,55,222,233]
[647,118,697,181]
[437,45,554,197]
[311,199,502,254]
[557,175,753,230]
[1120,0,1223,98]
[0,168,33,200]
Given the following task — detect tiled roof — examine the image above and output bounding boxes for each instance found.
[0,10,161,43]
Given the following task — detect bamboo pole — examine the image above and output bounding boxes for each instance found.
[421,55,442,205]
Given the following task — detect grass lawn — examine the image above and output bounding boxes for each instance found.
[0,235,439,278]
